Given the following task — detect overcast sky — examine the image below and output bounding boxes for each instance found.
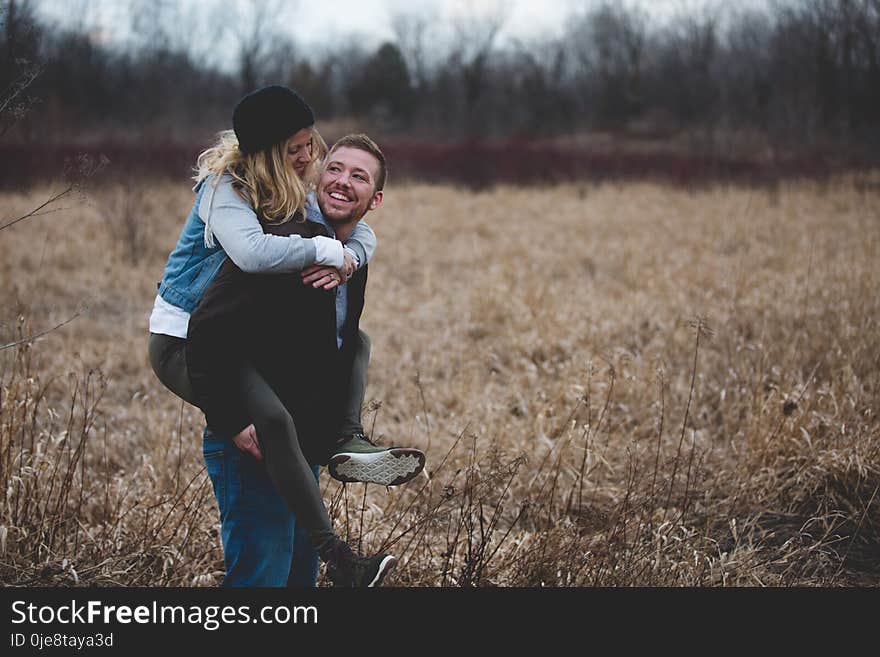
[34,0,774,63]
[286,0,771,43]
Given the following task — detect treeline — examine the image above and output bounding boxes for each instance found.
[1,0,878,183]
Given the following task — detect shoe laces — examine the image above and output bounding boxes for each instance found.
[353,432,377,446]
[339,432,377,448]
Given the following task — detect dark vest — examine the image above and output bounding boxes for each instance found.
[186,213,367,464]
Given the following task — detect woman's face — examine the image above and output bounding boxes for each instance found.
[286,128,314,177]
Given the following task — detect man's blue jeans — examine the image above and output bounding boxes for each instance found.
[202,428,320,587]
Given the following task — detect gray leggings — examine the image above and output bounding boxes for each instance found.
[148,331,371,550]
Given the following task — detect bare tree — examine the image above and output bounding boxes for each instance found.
[223,0,294,94]
[390,6,437,92]
[129,0,197,56]
[565,1,648,124]
[446,1,509,136]
[1,0,41,137]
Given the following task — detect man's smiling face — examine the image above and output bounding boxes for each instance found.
[317,146,383,225]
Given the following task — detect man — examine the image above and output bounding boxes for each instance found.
[189,134,424,586]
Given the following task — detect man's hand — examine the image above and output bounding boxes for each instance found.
[233,423,262,460]
[302,265,344,290]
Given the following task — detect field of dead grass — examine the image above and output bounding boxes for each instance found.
[1,174,878,586]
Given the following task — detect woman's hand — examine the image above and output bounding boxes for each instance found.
[339,249,357,280]
[233,423,262,460]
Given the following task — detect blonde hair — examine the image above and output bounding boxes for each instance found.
[194,127,328,245]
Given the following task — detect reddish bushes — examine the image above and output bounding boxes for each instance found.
[0,141,200,188]
[382,139,836,189]
[0,138,839,189]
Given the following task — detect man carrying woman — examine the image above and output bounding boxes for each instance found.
[148,85,425,586]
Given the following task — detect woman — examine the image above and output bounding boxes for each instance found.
[148,86,393,587]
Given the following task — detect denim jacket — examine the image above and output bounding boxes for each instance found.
[157,181,226,313]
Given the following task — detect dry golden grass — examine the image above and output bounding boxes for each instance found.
[1,174,878,586]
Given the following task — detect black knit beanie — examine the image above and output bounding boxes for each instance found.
[232,85,315,155]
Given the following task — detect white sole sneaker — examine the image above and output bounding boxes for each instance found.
[328,448,426,486]
[368,555,397,587]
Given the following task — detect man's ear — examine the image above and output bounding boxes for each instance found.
[368,190,384,212]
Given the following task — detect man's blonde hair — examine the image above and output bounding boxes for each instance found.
[329,133,387,191]
[194,127,328,244]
